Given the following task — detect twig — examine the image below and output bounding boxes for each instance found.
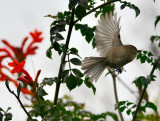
[117,76,138,98]
[111,73,124,121]
[133,57,160,121]
[5,80,32,120]
[74,0,120,24]
[53,8,75,105]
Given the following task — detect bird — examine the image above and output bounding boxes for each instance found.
[81,12,138,82]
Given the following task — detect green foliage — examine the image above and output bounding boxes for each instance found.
[120,1,140,17]
[137,50,154,64]
[84,78,96,95]
[155,16,160,28]
[150,35,160,47]
[75,5,86,20]
[133,75,156,88]
[136,113,160,121]
[95,4,115,18]
[30,95,119,121]
[75,24,96,48]
[0,107,12,121]
[68,0,88,10]
[115,101,136,116]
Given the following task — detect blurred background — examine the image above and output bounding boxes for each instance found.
[0,0,160,120]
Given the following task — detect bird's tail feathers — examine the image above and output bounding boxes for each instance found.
[81,57,106,82]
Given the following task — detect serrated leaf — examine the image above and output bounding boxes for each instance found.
[66,74,78,91]
[75,5,86,20]
[155,16,160,28]
[70,58,82,65]
[46,47,52,59]
[145,102,158,113]
[72,69,83,78]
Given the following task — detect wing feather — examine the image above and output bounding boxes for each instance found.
[95,12,122,57]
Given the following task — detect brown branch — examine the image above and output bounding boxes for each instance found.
[74,0,120,24]
[5,80,32,120]
[133,57,160,121]
[111,73,124,121]
[53,8,75,105]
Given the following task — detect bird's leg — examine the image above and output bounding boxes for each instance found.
[115,68,122,74]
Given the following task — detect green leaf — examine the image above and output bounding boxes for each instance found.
[106,112,119,121]
[126,102,134,106]
[4,113,12,120]
[38,87,48,96]
[66,74,78,91]
[46,47,52,59]
[53,33,64,41]
[140,55,147,63]
[62,70,70,81]
[145,102,158,113]
[69,0,79,10]
[72,69,83,78]
[0,112,3,121]
[0,107,3,112]
[70,58,82,65]
[126,109,131,115]
[75,5,86,20]
[78,0,88,8]
[120,106,126,112]
[84,78,96,94]
[42,78,55,86]
[120,1,140,17]
[70,48,81,58]
[155,16,160,28]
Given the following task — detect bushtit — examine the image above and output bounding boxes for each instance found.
[81,12,138,82]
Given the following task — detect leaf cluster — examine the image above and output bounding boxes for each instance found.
[137,50,154,64]
[132,75,156,88]
[115,101,136,116]
[0,107,12,121]
[120,1,140,17]
[75,24,96,48]
[29,95,119,121]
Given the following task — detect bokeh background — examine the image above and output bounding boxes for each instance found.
[0,0,160,120]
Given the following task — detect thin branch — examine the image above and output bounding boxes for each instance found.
[133,57,160,121]
[111,73,124,121]
[74,0,120,24]
[5,80,32,120]
[53,8,75,105]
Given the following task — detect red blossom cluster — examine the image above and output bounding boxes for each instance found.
[0,30,43,95]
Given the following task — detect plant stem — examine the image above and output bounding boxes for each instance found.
[53,8,75,105]
[112,73,124,121]
[74,0,120,24]
[133,57,159,121]
[5,80,32,120]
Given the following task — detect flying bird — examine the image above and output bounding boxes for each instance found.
[81,12,138,82]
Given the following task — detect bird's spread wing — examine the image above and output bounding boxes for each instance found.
[94,12,122,57]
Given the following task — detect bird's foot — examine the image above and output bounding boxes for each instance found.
[115,68,122,74]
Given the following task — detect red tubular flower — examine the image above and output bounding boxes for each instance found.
[8,60,33,83]
[30,29,43,43]
[17,75,30,84]
[8,60,25,73]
